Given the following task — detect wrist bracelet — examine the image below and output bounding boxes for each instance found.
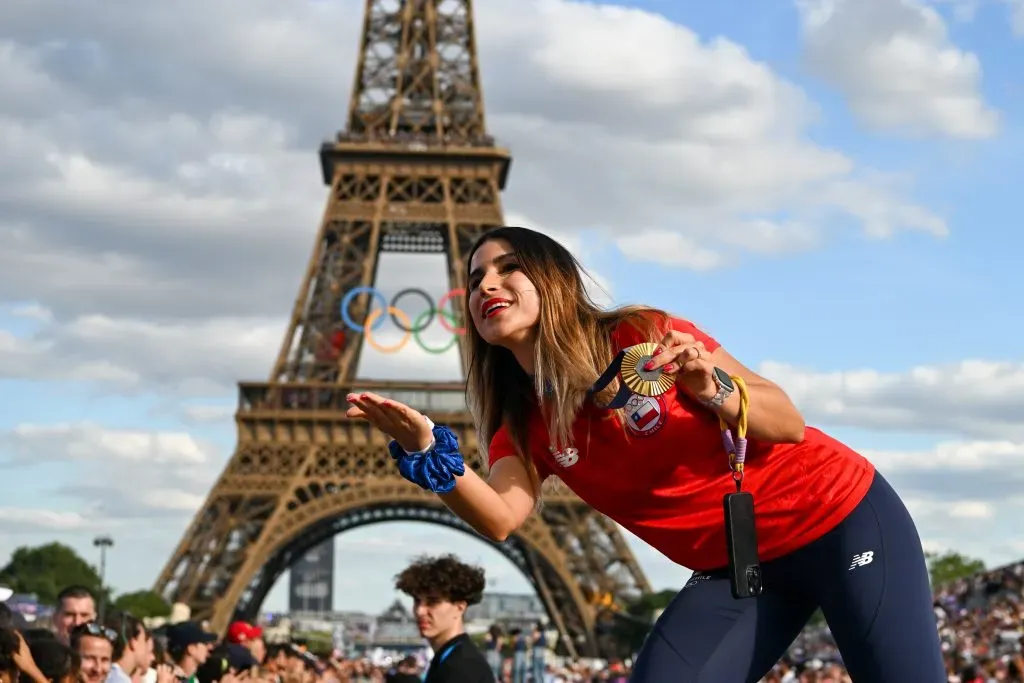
[400,416,436,456]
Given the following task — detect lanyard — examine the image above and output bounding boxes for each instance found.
[425,641,461,681]
[721,375,750,490]
[435,640,460,666]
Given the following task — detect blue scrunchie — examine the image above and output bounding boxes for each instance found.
[387,425,465,494]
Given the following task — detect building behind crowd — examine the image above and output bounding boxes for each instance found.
[279,591,548,652]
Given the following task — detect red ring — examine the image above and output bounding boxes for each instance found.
[437,288,466,335]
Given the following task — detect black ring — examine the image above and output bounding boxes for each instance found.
[390,288,436,333]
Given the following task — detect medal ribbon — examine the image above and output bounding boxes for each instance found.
[590,343,752,490]
[588,342,675,409]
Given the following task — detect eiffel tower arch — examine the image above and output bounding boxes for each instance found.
[153,0,651,658]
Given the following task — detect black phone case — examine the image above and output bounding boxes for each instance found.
[724,491,763,599]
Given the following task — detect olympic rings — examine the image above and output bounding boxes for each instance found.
[340,287,388,332]
[363,307,411,354]
[437,289,466,334]
[414,308,460,355]
[390,288,434,333]
[339,286,467,354]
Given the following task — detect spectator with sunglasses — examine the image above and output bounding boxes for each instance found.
[69,623,115,683]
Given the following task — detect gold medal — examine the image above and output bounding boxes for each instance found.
[620,342,675,397]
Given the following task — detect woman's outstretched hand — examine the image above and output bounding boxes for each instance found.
[346,392,435,452]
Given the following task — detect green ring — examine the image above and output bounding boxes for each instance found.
[413,308,459,354]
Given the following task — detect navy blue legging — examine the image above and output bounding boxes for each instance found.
[631,471,945,682]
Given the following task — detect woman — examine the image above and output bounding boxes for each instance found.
[346,226,945,682]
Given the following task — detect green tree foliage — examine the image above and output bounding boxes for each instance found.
[0,543,106,605]
[927,550,985,587]
[112,591,172,619]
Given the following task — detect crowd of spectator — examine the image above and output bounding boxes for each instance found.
[757,560,1024,682]
[1,559,1022,683]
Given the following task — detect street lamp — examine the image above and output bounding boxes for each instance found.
[93,535,114,620]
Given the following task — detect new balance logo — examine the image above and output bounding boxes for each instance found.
[848,551,875,571]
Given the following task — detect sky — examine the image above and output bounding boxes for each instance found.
[0,0,1022,616]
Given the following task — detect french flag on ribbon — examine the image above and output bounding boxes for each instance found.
[631,400,659,430]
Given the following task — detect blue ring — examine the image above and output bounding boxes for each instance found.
[340,286,388,332]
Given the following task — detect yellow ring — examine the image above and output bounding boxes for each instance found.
[363,307,412,353]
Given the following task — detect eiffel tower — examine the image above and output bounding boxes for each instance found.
[153,0,651,658]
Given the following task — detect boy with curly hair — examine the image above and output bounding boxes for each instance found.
[394,555,494,683]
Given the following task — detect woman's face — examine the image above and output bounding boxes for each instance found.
[467,238,540,349]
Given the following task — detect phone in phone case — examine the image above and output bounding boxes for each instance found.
[724,491,764,599]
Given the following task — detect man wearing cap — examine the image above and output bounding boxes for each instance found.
[225,621,265,666]
[164,622,217,683]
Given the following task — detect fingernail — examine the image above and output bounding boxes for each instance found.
[643,361,654,371]
[360,393,369,399]
[653,347,663,355]
[664,363,676,373]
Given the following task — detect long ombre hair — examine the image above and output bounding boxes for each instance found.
[464,227,667,493]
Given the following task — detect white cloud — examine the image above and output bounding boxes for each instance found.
[0,508,98,533]
[6,423,210,465]
[863,440,1024,471]
[180,404,235,424]
[763,359,1024,440]
[930,0,1024,35]
[9,303,51,322]
[0,0,950,329]
[1006,0,1024,33]
[905,496,997,520]
[863,441,1024,510]
[931,0,984,21]
[0,422,220,519]
[859,441,1024,567]
[798,0,999,138]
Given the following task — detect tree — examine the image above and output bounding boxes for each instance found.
[0,542,107,605]
[112,591,171,619]
[926,550,985,586]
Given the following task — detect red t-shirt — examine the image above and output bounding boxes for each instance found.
[487,315,875,571]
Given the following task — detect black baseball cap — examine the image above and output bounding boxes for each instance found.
[166,621,218,650]
[224,643,259,671]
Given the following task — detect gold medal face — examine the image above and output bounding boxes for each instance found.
[620,342,675,397]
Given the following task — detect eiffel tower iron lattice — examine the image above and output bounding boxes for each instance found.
[153,0,651,658]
